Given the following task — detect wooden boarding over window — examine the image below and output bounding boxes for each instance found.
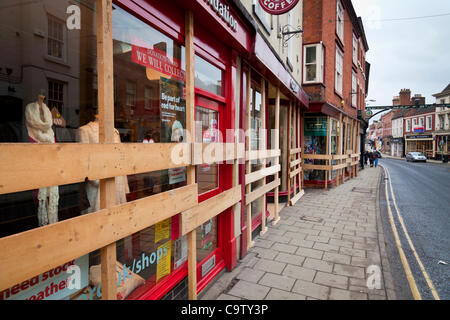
[246,178,280,205]
[191,143,245,165]
[245,164,280,185]
[0,184,198,291]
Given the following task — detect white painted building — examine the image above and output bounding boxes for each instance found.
[432,83,450,158]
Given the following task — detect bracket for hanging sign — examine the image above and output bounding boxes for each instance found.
[282,24,303,47]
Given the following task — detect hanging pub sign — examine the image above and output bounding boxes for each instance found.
[258,0,300,15]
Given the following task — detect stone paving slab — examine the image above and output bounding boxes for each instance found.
[200,167,398,300]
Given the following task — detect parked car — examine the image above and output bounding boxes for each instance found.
[406,152,427,162]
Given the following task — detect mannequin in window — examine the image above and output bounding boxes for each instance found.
[25,89,59,226]
[77,111,129,214]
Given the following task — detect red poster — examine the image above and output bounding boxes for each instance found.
[131,44,185,82]
[171,214,180,240]
[258,0,299,15]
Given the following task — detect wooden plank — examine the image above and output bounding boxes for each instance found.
[96,0,116,300]
[287,101,292,205]
[191,143,245,165]
[245,149,281,161]
[272,87,280,226]
[290,189,305,206]
[303,154,333,160]
[302,164,333,171]
[181,185,241,235]
[245,67,253,250]
[290,167,302,178]
[290,147,302,155]
[0,184,198,291]
[332,163,347,170]
[332,154,348,160]
[260,77,267,236]
[0,143,191,195]
[290,158,302,168]
[245,179,280,205]
[185,10,197,301]
[325,116,329,190]
[245,164,280,185]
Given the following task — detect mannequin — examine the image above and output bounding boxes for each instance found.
[77,113,129,214]
[25,90,59,226]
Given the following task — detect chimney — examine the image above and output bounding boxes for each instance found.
[392,96,400,106]
[399,89,411,105]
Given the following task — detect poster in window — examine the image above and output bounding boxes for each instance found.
[155,218,170,244]
[160,77,186,185]
[156,241,171,282]
[173,235,188,269]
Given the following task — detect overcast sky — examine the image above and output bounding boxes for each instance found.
[352,0,450,112]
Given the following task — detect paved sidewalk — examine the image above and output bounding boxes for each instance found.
[200,167,397,300]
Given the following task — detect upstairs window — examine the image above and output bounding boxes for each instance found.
[335,47,343,96]
[303,44,324,83]
[47,15,65,60]
[352,71,357,107]
[352,34,358,65]
[336,1,344,42]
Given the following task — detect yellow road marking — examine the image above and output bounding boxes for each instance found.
[386,168,440,300]
[381,165,422,300]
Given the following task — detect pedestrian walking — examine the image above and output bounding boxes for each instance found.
[374,150,380,168]
[369,151,374,167]
[364,151,369,165]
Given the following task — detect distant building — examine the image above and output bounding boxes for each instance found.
[404,106,436,158]
[432,83,450,158]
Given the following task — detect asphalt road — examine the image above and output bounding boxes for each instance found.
[378,158,450,300]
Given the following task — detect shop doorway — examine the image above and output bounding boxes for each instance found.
[194,94,225,289]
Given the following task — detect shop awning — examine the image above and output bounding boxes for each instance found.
[306,102,358,121]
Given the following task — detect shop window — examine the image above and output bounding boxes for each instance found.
[194,55,223,96]
[303,117,327,182]
[47,15,66,60]
[0,0,102,300]
[109,4,189,298]
[406,119,411,132]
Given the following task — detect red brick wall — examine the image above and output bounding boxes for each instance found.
[302,0,367,120]
[381,112,392,137]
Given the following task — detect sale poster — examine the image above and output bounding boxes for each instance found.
[155,218,170,244]
[156,241,171,282]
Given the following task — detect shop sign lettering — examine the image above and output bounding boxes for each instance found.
[132,45,185,82]
[204,0,238,32]
[258,0,300,15]
[1,255,88,300]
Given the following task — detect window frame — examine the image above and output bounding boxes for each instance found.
[426,115,432,130]
[351,71,357,107]
[47,15,66,61]
[406,119,411,132]
[335,46,344,96]
[336,0,344,42]
[352,33,358,66]
[303,43,324,84]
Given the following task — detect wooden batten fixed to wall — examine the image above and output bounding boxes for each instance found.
[185,10,197,301]
[245,67,253,249]
[272,87,281,226]
[0,184,198,291]
[260,77,267,236]
[181,185,241,235]
[0,143,191,195]
[96,0,116,300]
[191,143,245,165]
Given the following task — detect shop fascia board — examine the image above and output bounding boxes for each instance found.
[306,101,359,121]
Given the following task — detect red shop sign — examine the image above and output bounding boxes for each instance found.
[132,44,185,82]
[258,0,299,15]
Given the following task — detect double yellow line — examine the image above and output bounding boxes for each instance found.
[381,165,440,300]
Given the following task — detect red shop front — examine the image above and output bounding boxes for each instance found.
[109,0,253,300]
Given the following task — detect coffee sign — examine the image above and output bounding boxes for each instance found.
[258,0,300,15]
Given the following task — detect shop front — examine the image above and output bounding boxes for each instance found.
[390,137,404,158]
[405,134,434,158]
[303,103,360,189]
[433,132,449,159]
[0,0,308,301]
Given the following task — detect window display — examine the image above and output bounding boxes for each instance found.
[0,0,98,237]
[303,117,327,181]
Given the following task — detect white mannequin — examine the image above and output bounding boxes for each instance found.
[77,115,129,214]
[25,92,59,226]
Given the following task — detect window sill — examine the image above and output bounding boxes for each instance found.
[44,55,71,68]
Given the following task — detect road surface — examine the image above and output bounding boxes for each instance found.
[378,158,450,300]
